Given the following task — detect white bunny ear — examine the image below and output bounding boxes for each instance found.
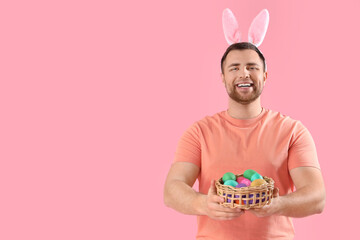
[222,8,242,45]
[248,9,269,47]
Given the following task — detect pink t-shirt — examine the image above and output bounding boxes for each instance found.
[173,107,320,240]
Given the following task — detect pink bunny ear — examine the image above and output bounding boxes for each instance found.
[248,9,269,47]
[222,8,242,45]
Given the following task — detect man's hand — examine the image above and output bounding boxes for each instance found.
[202,180,245,220]
[248,187,280,217]
[249,167,326,218]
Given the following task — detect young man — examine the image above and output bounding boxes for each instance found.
[163,42,326,240]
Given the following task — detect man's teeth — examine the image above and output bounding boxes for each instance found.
[237,83,252,87]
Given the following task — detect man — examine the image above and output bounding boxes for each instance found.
[163,42,326,240]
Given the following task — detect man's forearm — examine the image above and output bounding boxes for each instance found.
[164,179,206,215]
[275,186,325,218]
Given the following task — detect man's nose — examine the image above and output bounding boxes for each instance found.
[238,67,250,78]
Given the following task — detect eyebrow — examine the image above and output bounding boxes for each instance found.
[227,62,260,68]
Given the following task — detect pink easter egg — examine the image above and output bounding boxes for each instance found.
[236,177,246,184]
[240,178,251,186]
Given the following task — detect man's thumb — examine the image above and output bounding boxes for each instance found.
[273,187,280,197]
[208,180,216,195]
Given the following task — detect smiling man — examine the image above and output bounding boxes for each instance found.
[223,47,266,106]
[163,42,326,240]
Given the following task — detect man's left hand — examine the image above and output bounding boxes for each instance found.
[248,187,281,217]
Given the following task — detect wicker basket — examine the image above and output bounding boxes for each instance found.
[215,174,275,209]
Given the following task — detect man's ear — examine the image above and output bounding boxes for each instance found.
[221,73,225,84]
[263,71,268,85]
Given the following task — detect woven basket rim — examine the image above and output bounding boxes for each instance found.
[216,174,274,191]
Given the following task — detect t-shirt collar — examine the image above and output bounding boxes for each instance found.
[221,107,267,127]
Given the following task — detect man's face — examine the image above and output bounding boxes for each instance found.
[221,49,267,105]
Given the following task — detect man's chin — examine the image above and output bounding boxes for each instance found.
[234,99,255,105]
[229,94,258,105]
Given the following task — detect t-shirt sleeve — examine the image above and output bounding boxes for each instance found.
[173,122,201,168]
[288,121,320,170]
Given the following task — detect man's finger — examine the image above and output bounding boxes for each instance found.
[209,192,225,203]
[208,180,225,203]
[208,180,217,195]
[273,187,280,197]
[210,202,243,212]
[212,209,245,219]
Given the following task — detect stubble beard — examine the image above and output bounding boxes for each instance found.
[227,83,263,105]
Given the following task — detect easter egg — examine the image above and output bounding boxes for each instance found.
[222,193,231,203]
[236,176,246,184]
[224,180,238,187]
[243,169,257,180]
[235,183,248,188]
[243,194,257,204]
[240,195,246,204]
[250,178,267,187]
[250,172,263,182]
[222,172,236,182]
[234,194,240,204]
[258,193,267,203]
[240,178,251,186]
[249,194,256,204]
[243,193,267,204]
[226,194,233,203]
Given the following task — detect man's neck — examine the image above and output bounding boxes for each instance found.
[227,98,263,119]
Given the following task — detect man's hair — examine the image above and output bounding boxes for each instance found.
[221,42,266,74]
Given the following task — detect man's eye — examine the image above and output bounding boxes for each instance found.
[231,68,238,71]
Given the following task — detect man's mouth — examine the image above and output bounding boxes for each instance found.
[236,83,254,88]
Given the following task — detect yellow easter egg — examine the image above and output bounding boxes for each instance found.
[250,178,267,187]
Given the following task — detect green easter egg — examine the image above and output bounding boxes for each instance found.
[223,180,238,187]
[250,172,263,182]
[243,169,257,180]
[222,172,236,182]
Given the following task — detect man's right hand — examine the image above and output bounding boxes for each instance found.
[202,180,245,220]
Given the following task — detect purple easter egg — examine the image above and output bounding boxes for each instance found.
[226,194,232,203]
[244,193,260,204]
[251,193,267,204]
[235,183,248,188]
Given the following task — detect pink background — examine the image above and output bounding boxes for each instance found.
[0,0,359,239]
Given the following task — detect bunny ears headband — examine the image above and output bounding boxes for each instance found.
[222,8,269,47]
